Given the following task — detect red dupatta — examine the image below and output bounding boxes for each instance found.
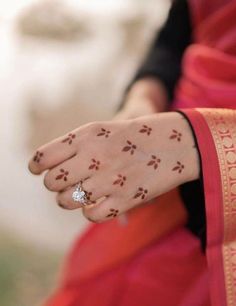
[45,1,236,306]
[174,1,236,305]
[180,108,236,306]
[175,0,236,109]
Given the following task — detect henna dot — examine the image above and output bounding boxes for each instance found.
[169,129,182,142]
[122,140,137,155]
[172,161,185,173]
[106,208,119,218]
[134,187,148,200]
[62,133,76,145]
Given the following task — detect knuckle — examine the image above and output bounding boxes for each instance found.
[84,121,98,131]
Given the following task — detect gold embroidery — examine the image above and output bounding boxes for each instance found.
[198,108,236,306]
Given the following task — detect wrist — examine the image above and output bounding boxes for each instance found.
[125,77,169,113]
[174,112,200,183]
[156,111,200,185]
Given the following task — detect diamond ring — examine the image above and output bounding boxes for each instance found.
[72,182,90,206]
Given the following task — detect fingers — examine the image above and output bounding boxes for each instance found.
[56,180,109,210]
[28,132,78,175]
[57,184,123,223]
[54,170,139,221]
[43,155,90,192]
[57,176,112,209]
[82,197,122,222]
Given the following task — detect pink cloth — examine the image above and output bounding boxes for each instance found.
[174,0,236,109]
[46,229,210,306]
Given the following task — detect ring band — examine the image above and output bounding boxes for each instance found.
[72,182,90,206]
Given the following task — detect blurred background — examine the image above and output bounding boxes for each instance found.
[0,1,169,305]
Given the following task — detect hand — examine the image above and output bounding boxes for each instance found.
[28,112,200,223]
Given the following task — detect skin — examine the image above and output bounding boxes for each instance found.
[28,78,200,223]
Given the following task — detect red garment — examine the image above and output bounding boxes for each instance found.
[175,0,236,109]
[45,1,236,305]
[46,192,210,306]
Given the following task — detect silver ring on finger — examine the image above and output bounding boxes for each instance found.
[72,182,91,206]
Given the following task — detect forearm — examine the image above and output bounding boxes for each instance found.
[124,77,169,112]
[115,77,169,120]
[114,77,168,120]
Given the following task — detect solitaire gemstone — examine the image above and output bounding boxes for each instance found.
[72,189,87,203]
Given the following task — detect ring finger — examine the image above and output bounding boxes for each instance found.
[56,175,111,210]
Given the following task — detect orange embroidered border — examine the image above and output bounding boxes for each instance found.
[198,108,236,306]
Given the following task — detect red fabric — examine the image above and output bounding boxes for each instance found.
[172,1,236,304]
[45,191,210,306]
[46,229,210,306]
[174,0,236,110]
[59,189,187,283]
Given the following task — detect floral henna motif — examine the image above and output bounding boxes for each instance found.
[169,129,182,142]
[133,187,148,200]
[62,133,76,145]
[97,128,111,138]
[172,161,185,173]
[113,174,126,187]
[122,140,137,155]
[33,151,43,163]
[106,208,119,218]
[147,155,161,170]
[89,158,100,170]
[56,169,69,181]
[139,125,152,136]
[86,191,96,203]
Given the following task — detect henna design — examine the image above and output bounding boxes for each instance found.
[106,208,119,218]
[97,128,111,138]
[62,133,76,145]
[122,140,137,155]
[172,161,185,173]
[88,158,100,170]
[133,187,148,200]
[85,191,96,204]
[56,169,69,181]
[33,151,43,163]
[113,174,126,187]
[147,155,161,170]
[169,129,182,142]
[139,125,152,136]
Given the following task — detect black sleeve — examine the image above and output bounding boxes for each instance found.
[179,181,206,250]
[177,111,206,251]
[128,0,192,101]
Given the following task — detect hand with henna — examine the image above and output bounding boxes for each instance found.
[28,112,200,223]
